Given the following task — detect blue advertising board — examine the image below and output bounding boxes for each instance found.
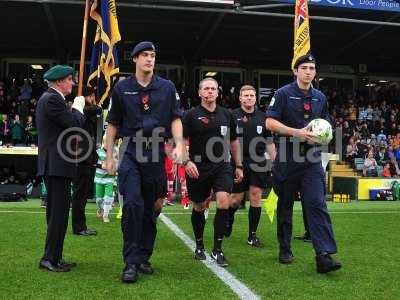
[276,0,400,13]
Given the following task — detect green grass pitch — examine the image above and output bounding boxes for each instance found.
[0,199,399,299]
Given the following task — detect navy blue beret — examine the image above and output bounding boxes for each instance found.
[132,41,156,57]
[293,53,316,69]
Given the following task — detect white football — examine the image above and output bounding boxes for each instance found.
[308,118,333,145]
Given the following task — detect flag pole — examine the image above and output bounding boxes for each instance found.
[78,0,91,96]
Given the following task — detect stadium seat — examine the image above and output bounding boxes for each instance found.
[354,158,364,171]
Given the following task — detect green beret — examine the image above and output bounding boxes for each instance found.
[43,65,74,81]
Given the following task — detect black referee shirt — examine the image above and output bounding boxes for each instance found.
[183,105,237,164]
[232,107,272,159]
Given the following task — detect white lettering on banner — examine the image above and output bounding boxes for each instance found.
[311,0,354,5]
[360,0,376,6]
[377,0,400,8]
[310,0,400,8]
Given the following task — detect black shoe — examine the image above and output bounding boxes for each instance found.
[279,250,294,264]
[59,259,77,268]
[121,265,138,283]
[137,262,154,275]
[316,254,342,274]
[39,259,70,272]
[74,229,97,236]
[194,248,206,260]
[211,249,228,267]
[294,233,312,243]
[247,235,263,248]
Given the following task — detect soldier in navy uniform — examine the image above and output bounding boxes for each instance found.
[105,41,185,283]
[36,65,86,272]
[266,54,341,273]
[228,85,276,247]
[183,77,243,267]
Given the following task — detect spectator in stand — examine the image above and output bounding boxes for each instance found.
[345,137,359,164]
[10,114,24,145]
[375,146,389,166]
[9,80,20,100]
[342,120,353,147]
[10,101,18,116]
[392,133,400,150]
[28,98,37,116]
[25,115,37,146]
[389,157,400,177]
[358,105,367,123]
[347,102,357,126]
[382,163,391,178]
[20,79,32,102]
[369,134,378,148]
[394,146,400,165]
[365,104,373,125]
[0,114,11,145]
[381,100,390,120]
[377,129,387,146]
[363,150,378,177]
[372,104,381,125]
[360,123,370,141]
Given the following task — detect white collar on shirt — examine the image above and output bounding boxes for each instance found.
[50,87,65,100]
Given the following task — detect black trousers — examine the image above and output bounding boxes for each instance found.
[42,176,71,264]
[72,165,95,233]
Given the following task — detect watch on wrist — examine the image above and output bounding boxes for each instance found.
[183,159,191,166]
[236,165,243,170]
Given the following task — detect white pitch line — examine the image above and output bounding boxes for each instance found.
[159,213,260,300]
[0,210,116,215]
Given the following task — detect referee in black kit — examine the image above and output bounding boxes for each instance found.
[183,77,243,267]
[228,85,276,247]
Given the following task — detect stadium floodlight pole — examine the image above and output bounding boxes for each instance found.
[77,0,90,97]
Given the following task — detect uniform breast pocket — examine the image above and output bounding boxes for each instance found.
[287,99,304,121]
[122,95,141,129]
[311,100,323,117]
[287,99,303,112]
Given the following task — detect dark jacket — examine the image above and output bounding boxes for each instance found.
[36,88,85,178]
[79,105,102,166]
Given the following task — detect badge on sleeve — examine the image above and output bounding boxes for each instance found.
[176,92,180,101]
[220,126,227,136]
[257,126,263,134]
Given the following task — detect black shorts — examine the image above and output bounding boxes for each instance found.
[186,162,233,203]
[232,160,269,193]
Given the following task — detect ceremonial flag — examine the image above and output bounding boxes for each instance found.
[291,0,311,70]
[87,0,121,105]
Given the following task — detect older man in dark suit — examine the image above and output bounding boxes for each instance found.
[36,65,86,272]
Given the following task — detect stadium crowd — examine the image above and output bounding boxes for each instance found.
[2,75,400,182]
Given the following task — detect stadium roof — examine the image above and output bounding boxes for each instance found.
[0,0,399,74]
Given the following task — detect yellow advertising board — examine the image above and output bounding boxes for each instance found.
[358,178,400,200]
